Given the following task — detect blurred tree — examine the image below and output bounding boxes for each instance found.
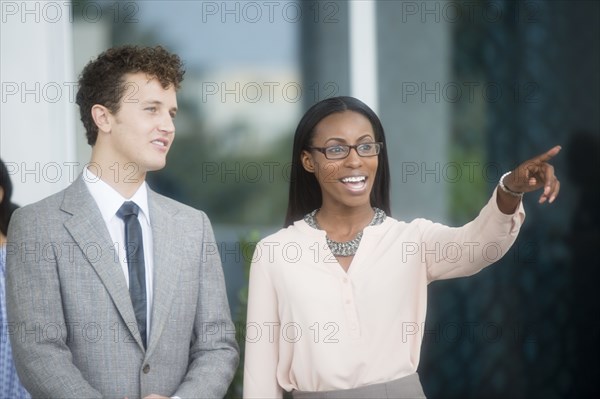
[225,230,260,399]
[149,130,292,226]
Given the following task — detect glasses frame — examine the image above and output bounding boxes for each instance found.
[308,142,383,160]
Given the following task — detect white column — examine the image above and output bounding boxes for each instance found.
[1,1,76,205]
[349,0,378,112]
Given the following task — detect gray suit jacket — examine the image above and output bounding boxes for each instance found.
[6,175,239,398]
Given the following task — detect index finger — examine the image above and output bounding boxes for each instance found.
[535,145,562,163]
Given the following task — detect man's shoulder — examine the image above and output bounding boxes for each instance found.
[12,186,69,219]
[148,190,208,219]
[7,185,75,239]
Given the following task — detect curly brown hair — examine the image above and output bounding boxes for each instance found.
[76,45,185,145]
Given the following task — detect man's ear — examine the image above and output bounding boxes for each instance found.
[91,104,112,134]
[301,150,316,173]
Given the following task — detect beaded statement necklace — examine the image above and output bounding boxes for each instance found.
[304,208,386,257]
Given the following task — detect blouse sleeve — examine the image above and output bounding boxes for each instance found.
[421,188,525,282]
[243,243,283,399]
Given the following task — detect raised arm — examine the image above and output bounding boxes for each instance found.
[424,145,562,281]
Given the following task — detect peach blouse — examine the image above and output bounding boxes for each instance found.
[244,190,525,398]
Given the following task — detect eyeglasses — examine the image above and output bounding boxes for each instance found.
[308,142,383,160]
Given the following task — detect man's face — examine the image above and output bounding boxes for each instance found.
[104,72,178,178]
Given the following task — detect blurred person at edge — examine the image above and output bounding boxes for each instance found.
[5,46,238,399]
[1,158,30,399]
[244,96,561,398]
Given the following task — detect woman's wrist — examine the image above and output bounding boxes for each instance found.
[498,171,524,198]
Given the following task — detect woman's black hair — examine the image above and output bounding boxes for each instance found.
[284,96,391,227]
[0,158,18,236]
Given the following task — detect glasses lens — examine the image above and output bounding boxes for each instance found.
[325,145,349,159]
[357,143,380,156]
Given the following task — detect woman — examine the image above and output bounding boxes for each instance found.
[0,158,30,399]
[243,96,560,398]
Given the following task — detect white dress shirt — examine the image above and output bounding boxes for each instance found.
[83,167,154,340]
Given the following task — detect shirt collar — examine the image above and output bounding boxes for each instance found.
[83,166,151,225]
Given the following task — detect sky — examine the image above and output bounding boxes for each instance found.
[133,0,300,71]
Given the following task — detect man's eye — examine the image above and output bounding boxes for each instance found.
[146,107,157,112]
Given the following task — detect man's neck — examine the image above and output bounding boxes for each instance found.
[88,155,146,199]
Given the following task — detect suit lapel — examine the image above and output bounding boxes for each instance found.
[61,175,145,350]
[146,189,183,355]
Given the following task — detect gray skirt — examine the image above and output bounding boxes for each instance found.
[291,373,427,399]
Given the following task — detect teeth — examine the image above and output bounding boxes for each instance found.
[341,176,366,183]
[152,140,166,147]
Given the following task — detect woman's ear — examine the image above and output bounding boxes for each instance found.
[301,150,315,173]
[91,104,112,134]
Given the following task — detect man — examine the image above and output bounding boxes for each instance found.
[6,45,239,398]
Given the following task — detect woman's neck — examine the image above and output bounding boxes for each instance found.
[316,204,374,242]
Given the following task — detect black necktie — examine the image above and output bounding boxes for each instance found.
[117,201,147,348]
